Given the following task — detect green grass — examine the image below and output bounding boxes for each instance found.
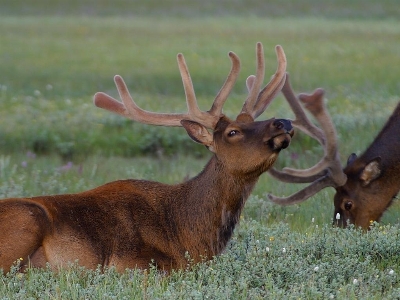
[1,209,400,299]
[1,0,400,298]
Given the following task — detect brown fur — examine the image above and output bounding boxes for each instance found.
[334,102,400,229]
[0,115,293,273]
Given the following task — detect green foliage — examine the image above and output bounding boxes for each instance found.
[2,222,400,299]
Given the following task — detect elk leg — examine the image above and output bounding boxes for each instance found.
[0,201,49,273]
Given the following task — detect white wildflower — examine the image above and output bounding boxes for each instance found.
[265,247,270,252]
[311,217,315,223]
[336,213,341,220]
[389,269,395,275]
[314,266,319,272]
[353,278,358,285]
[282,247,286,254]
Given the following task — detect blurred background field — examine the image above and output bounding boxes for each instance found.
[0,0,399,227]
[0,1,400,297]
[1,0,400,19]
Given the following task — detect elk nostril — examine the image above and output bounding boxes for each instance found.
[281,139,289,149]
[273,120,284,130]
[273,119,293,132]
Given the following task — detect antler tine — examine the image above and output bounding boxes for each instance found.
[240,44,287,119]
[93,90,128,118]
[268,167,328,184]
[252,45,287,119]
[268,172,337,205]
[240,42,265,116]
[177,52,244,128]
[209,51,241,116]
[282,74,325,144]
[94,75,185,126]
[176,53,203,120]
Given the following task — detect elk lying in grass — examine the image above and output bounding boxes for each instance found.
[266,75,400,229]
[0,43,293,273]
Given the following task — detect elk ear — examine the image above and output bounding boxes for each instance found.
[346,153,357,167]
[235,113,254,123]
[360,157,382,186]
[181,120,215,152]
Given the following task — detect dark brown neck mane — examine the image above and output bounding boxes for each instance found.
[179,156,261,258]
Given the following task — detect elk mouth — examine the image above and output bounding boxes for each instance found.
[266,119,294,151]
[268,132,293,151]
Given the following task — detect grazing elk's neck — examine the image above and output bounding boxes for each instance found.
[357,103,400,172]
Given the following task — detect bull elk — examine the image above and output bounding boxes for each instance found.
[266,75,400,229]
[0,43,294,273]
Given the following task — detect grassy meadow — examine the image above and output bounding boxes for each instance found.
[0,0,400,298]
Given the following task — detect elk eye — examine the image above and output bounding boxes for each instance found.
[344,201,353,211]
[228,130,239,137]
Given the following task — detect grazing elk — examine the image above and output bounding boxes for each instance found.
[0,43,294,273]
[333,103,400,228]
[265,75,400,229]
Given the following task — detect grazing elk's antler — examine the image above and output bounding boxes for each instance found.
[266,74,347,205]
[0,43,293,274]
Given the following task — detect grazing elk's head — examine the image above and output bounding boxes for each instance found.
[332,154,383,228]
[95,43,293,177]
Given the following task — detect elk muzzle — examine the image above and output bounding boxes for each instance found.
[268,119,294,150]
